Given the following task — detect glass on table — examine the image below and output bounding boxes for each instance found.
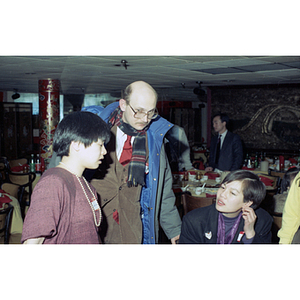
[183,171,189,181]
[196,171,202,181]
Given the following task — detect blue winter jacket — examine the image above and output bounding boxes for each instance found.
[98,102,181,243]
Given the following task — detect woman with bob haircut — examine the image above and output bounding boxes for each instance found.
[21,111,111,244]
[179,170,273,244]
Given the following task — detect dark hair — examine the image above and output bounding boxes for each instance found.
[212,113,229,126]
[281,167,300,193]
[222,170,266,209]
[53,111,111,157]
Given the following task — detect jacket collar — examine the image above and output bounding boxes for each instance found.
[100,102,174,138]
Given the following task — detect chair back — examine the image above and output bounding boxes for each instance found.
[1,183,20,199]
[270,171,285,179]
[7,172,36,219]
[0,203,14,244]
[182,192,216,215]
[259,174,278,191]
[9,158,28,168]
[0,157,10,183]
[258,174,280,215]
[8,172,36,187]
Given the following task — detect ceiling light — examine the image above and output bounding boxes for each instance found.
[114,59,129,69]
[193,81,206,96]
[12,89,20,100]
[121,60,128,70]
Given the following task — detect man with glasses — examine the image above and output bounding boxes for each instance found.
[89,81,181,244]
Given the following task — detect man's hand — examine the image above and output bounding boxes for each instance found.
[171,235,180,244]
[242,205,256,239]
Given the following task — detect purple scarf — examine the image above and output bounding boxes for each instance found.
[217,212,242,244]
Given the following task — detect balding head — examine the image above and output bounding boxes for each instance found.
[123,81,158,104]
[120,81,158,131]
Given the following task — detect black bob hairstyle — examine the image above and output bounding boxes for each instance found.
[53,111,111,157]
[221,169,266,209]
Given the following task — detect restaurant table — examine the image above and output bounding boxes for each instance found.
[173,174,220,198]
[172,176,218,218]
[173,168,276,198]
[243,168,268,175]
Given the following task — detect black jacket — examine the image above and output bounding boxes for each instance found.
[179,204,273,244]
[208,131,243,171]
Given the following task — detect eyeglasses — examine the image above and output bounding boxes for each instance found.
[128,103,158,120]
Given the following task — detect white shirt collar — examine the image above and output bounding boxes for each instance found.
[116,127,135,159]
[219,130,227,147]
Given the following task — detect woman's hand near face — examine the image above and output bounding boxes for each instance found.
[242,204,256,239]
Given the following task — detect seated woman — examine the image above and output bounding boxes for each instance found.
[179,170,273,244]
[273,167,299,214]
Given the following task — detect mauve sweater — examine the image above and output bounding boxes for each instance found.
[21,168,101,244]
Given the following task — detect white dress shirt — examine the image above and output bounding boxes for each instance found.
[219,130,228,149]
[116,127,135,160]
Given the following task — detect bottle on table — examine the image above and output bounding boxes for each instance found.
[244,153,249,167]
[29,154,35,173]
[41,156,45,173]
[183,170,189,181]
[196,170,202,181]
[260,151,264,162]
[35,154,41,174]
[254,153,259,168]
[247,158,252,169]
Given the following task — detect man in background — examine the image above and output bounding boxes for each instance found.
[205,113,243,172]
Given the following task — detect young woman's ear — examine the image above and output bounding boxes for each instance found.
[70,141,81,152]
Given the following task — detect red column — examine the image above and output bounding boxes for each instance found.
[38,79,60,167]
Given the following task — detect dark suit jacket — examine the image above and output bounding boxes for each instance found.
[179,204,273,244]
[208,131,243,171]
